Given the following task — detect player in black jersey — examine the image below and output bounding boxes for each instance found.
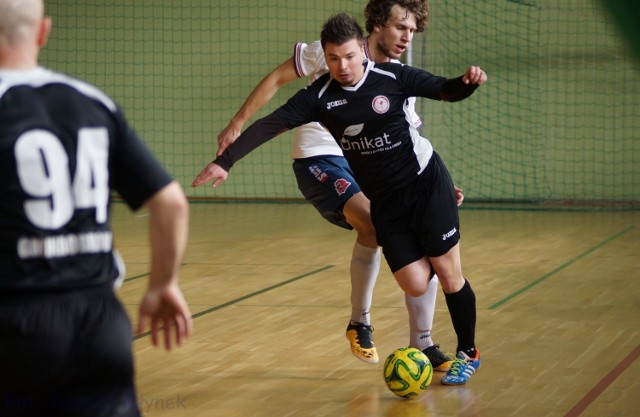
[0,1,192,415]
[210,0,459,371]
[193,13,486,385]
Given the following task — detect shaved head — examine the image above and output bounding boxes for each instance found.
[0,0,44,48]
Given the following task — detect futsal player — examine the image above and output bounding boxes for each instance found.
[206,0,456,371]
[0,0,192,415]
[193,13,486,385]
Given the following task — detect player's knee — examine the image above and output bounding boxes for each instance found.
[404,281,429,297]
[354,227,377,247]
[437,274,465,293]
[394,274,429,297]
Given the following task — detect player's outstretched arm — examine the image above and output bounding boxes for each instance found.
[437,66,487,102]
[191,162,229,188]
[196,110,295,187]
[462,66,487,85]
[217,57,299,156]
[137,181,192,350]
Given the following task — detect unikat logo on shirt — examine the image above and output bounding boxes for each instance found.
[340,123,399,154]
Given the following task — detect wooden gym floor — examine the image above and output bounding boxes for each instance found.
[112,202,639,417]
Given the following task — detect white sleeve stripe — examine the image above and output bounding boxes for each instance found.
[370,66,397,80]
[293,43,306,78]
[0,68,117,112]
[317,78,332,99]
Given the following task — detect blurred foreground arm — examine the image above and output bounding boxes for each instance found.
[137,181,192,350]
[454,185,464,207]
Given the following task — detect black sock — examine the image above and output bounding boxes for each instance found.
[444,279,477,354]
[463,347,477,358]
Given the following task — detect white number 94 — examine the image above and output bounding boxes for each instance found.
[14,128,109,230]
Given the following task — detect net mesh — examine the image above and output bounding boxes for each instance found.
[413,0,639,206]
[41,0,639,208]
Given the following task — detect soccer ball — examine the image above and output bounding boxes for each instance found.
[383,347,433,398]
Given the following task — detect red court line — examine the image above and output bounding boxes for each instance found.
[564,344,640,417]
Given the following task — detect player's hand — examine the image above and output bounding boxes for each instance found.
[191,162,229,188]
[137,283,192,351]
[216,121,242,157]
[454,185,464,207]
[462,66,487,85]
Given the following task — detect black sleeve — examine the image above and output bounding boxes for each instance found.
[395,64,479,102]
[213,87,319,171]
[213,112,290,171]
[438,76,479,102]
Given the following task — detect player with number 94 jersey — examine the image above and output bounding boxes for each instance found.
[0,68,172,291]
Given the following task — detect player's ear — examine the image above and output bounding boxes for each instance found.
[37,17,52,48]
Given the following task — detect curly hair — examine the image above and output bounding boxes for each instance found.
[364,0,429,33]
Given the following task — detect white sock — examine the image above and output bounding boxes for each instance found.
[350,242,381,326]
[406,275,439,351]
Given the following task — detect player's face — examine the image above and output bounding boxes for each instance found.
[373,5,418,60]
[324,39,365,87]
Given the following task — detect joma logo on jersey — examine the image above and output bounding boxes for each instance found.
[334,178,351,196]
[442,227,457,240]
[326,99,347,110]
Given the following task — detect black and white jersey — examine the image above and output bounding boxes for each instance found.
[289,39,422,159]
[0,67,172,291]
[215,60,478,200]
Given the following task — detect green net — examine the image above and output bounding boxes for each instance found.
[41,0,639,208]
[413,0,640,207]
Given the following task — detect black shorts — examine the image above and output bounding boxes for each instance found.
[371,152,460,272]
[293,155,362,230]
[0,285,140,417]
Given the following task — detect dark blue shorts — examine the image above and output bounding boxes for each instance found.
[292,155,362,230]
[371,152,460,273]
[0,285,141,417]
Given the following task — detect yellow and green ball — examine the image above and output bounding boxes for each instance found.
[383,347,433,398]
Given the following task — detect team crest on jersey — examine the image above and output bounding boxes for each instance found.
[334,178,351,196]
[308,164,328,183]
[372,95,390,114]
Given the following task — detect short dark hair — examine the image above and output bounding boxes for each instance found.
[364,0,429,33]
[320,13,364,49]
